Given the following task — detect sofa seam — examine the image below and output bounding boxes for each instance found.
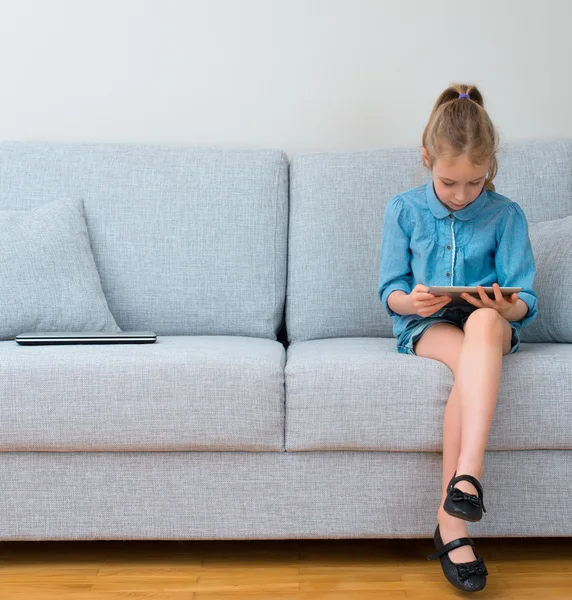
[273,155,279,341]
[274,152,287,452]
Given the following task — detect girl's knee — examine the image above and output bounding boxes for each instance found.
[465,308,503,329]
[464,308,505,340]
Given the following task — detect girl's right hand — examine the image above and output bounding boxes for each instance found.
[408,284,451,317]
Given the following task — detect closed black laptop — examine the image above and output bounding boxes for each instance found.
[15,331,157,345]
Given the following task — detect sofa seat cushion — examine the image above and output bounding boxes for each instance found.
[285,337,572,452]
[0,336,285,451]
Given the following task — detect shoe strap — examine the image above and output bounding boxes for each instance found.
[427,536,475,561]
[448,472,486,512]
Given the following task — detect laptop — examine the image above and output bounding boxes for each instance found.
[15,331,157,345]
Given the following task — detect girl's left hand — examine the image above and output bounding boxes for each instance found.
[461,283,519,317]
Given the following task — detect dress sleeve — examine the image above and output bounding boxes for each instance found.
[495,202,538,327]
[377,195,413,317]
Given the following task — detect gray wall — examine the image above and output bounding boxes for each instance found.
[0,0,570,155]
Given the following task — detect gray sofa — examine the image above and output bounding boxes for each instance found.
[0,138,571,541]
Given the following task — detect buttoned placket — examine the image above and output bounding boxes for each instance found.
[447,213,456,284]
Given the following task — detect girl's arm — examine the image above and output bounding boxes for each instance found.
[495,202,538,327]
[378,195,413,317]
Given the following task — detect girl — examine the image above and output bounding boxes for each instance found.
[377,83,538,593]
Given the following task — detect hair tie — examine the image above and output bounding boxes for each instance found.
[458,93,470,99]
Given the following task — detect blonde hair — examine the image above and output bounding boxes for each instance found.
[422,83,499,192]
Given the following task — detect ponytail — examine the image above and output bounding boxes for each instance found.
[422,83,499,192]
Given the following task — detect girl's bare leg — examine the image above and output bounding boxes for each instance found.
[414,313,513,563]
[415,326,477,563]
[439,310,512,563]
[455,309,512,488]
[437,381,479,563]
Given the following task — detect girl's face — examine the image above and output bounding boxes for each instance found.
[422,148,490,212]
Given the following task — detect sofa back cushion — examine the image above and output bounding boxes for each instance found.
[0,142,288,339]
[287,139,572,343]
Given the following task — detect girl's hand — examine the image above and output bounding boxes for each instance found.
[408,283,451,317]
[461,283,519,317]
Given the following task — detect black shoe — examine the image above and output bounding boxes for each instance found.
[443,471,486,522]
[427,524,488,592]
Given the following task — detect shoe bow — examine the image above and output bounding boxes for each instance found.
[457,558,488,581]
[449,487,486,512]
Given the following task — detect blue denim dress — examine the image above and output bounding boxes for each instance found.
[395,305,520,356]
[378,182,537,354]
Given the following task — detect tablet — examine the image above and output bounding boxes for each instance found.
[15,331,157,345]
[427,286,522,307]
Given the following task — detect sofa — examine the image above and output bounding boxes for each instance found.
[0,138,571,541]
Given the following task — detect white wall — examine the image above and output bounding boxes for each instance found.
[0,0,570,157]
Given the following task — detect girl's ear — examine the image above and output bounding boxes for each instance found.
[421,146,430,168]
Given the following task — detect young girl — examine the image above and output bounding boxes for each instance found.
[377,83,538,593]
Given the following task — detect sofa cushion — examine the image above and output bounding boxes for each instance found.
[287,139,572,343]
[0,197,120,341]
[520,216,572,343]
[0,142,288,340]
[285,337,572,451]
[0,336,285,451]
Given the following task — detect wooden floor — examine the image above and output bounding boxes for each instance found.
[0,536,571,599]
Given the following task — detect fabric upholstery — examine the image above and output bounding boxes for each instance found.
[0,142,288,340]
[1,450,569,540]
[285,337,572,451]
[0,335,285,451]
[0,197,120,340]
[287,139,572,343]
[520,216,572,342]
